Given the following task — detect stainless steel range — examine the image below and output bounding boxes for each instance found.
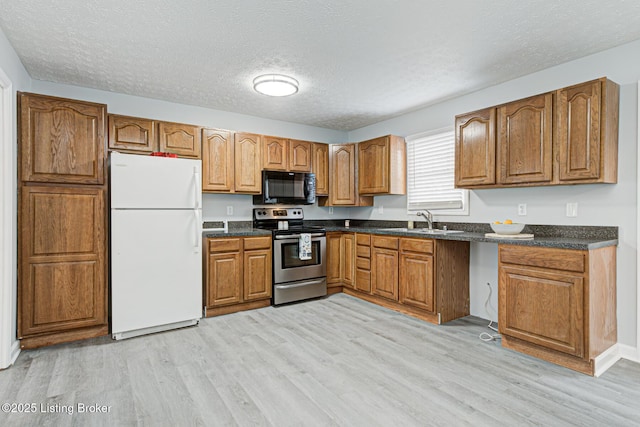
[253,207,327,305]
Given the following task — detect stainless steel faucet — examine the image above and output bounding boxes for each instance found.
[417,210,434,229]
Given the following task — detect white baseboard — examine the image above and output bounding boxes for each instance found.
[618,343,640,363]
[594,344,621,377]
[10,340,20,365]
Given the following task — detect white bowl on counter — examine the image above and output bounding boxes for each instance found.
[490,223,525,235]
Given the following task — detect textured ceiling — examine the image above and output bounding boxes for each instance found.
[1,0,640,131]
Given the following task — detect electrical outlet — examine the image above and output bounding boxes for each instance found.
[378,205,384,214]
[518,204,527,216]
[329,207,334,214]
[566,202,578,217]
[226,206,233,216]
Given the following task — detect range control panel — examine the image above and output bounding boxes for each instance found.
[253,207,304,221]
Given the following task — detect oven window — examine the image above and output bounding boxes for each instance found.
[280,240,321,268]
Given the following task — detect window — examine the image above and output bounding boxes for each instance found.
[406,128,468,215]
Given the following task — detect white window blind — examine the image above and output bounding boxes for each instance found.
[406,129,468,213]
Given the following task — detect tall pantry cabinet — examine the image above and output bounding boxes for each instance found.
[17,93,109,349]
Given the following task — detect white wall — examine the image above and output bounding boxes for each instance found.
[347,39,640,348]
[0,25,31,367]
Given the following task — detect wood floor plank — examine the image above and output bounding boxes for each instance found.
[1,293,639,426]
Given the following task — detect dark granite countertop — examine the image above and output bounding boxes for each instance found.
[202,221,271,238]
[202,220,618,250]
[203,227,271,238]
[324,227,616,250]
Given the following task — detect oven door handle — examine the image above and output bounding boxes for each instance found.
[274,233,325,240]
[274,278,326,290]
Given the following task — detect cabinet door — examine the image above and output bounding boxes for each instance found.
[263,136,288,171]
[556,79,602,182]
[326,232,343,286]
[498,93,553,184]
[244,249,272,301]
[371,247,399,301]
[499,265,584,357]
[399,252,434,312]
[158,121,201,158]
[312,143,329,196]
[329,144,357,205]
[202,128,234,192]
[455,108,496,187]
[342,233,355,288]
[358,136,389,194]
[207,251,242,306]
[108,114,157,153]
[234,133,262,193]
[19,93,106,185]
[289,139,312,172]
[19,186,107,337]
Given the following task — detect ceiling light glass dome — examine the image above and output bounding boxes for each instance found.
[253,74,299,97]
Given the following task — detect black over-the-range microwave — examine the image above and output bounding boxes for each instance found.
[253,170,316,205]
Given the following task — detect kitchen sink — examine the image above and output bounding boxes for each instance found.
[379,227,464,235]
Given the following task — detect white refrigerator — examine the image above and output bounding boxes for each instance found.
[110,152,202,340]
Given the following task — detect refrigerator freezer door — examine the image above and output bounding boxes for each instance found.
[111,209,202,336]
[110,151,202,209]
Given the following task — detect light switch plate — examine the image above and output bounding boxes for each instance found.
[328,207,333,214]
[226,206,233,216]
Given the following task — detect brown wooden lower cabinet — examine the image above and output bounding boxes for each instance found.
[204,236,272,316]
[498,244,616,375]
[371,236,399,301]
[326,232,354,293]
[344,233,469,325]
[18,185,108,349]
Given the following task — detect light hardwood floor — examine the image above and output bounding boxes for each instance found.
[1,293,639,426]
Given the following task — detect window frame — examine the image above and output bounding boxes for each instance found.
[405,127,469,216]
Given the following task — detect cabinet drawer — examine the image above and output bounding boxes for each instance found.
[244,236,272,250]
[208,238,241,253]
[356,245,370,258]
[499,245,585,273]
[356,257,371,270]
[356,269,371,293]
[400,238,434,254]
[356,233,371,245]
[372,235,399,250]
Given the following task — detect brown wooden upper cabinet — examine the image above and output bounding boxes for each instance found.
[455,77,619,189]
[158,121,201,158]
[263,136,288,171]
[498,93,553,185]
[556,78,619,184]
[19,93,106,185]
[108,114,157,154]
[234,132,262,193]
[202,128,234,192]
[321,143,373,206]
[357,135,406,195]
[455,108,496,187]
[288,139,312,172]
[263,137,312,172]
[312,142,329,196]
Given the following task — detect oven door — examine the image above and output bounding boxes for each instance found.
[273,233,326,284]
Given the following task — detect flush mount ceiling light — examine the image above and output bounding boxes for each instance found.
[253,74,299,97]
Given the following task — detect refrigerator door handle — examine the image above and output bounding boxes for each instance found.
[193,168,201,209]
[194,209,201,250]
